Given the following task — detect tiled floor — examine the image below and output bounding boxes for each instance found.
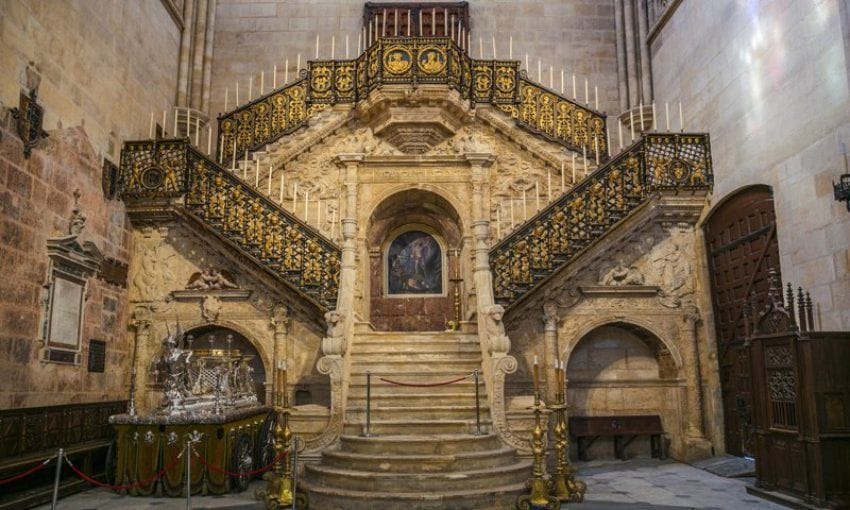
[35,459,787,510]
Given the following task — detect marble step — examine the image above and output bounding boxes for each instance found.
[342,418,491,436]
[320,445,518,473]
[347,392,488,407]
[345,404,490,422]
[338,433,504,455]
[350,351,482,362]
[300,479,527,510]
[353,342,481,355]
[348,377,479,395]
[350,359,482,373]
[354,332,479,344]
[303,458,530,492]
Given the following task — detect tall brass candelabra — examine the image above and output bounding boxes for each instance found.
[550,364,586,503]
[264,363,295,509]
[516,360,559,510]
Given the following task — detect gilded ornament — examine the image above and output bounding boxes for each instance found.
[384,47,413,75]
[418,47,446,75]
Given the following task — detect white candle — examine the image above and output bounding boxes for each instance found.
[561,161,565,191]
[358,31,362,54]
[584,78,589,104]
[304,191,310,219]
[292,183,298,210]
[639,101,644,131]
[582,147,587,176]
[479,37,483,59]
[547,170,552,202]
[679,101,684,132]
[618,120,623,150]
[419,12,423,37]
[161,110,167,136]
[444,8,448,35]
[394,10,398,36]
[652,102,657,131]
[509,36,513,59]
[549,65,553,89]
[571,153,576,182]
[195,116,200,146]
[260,71,264,96]
[431,8,435,35]
[522,188,527,219]
[331,35,335,59]
[492,36,497,59]
[595,137,599,165]
[273,66,277,89]
[594,85,598,110]
[231,140,236,169]
[537,59,541,82]
[249,75,253,101]
[408,10,411,37]
[284,59,289,84]
[534,355,538,365]
[297,54,301,74]
[345,35,349,59]
[267,163,272,194]
[369,22,373,46]
[316,34,320,58]
[450,15,455,41]
[317,196,322,227]
[173,108,178,136]
[665,102,670,131]
[236,81,239,104]
[525,53,529,72]
[224,88,229,111]
[149,112,154,138]
[510,194,515,226]
[629,109,635,141]
[278,173,284,204]
[535,181,540,210]
[572,74,576,99]
[560,69,564,94]
[207,125,212,154]
[606,123,611,157]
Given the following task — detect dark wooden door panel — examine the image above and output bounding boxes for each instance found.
[704,186,780,456]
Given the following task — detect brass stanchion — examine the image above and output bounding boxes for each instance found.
[516,358,559,510]
[550,362,586,503]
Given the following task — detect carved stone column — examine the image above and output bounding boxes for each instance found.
[270,305,289,404]
[466,153,496,314]
[334,154,363,329]
[683,308,713,459]
[542,302,560,404]
[130,306,153,414]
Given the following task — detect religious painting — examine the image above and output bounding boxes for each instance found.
[387,231,442,295]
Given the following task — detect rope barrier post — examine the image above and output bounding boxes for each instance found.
[50,448,63,510]
[474,369,481,436]
[291,437,298,510]
[185,439,191,510]
[362,371,372,437]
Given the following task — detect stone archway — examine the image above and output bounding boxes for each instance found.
[366,189,463,331]
[565,321,683,459]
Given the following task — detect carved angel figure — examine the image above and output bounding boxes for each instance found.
[186,268,239,290]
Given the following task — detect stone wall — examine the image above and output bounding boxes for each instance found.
[208,0,620,120]
[650,0,850,329]
[0,0,181,161]
[0,120,133,409]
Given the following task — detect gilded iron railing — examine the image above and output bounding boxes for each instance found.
[217,37,606,164]
[490,133,712,308]
[120,139,341,309]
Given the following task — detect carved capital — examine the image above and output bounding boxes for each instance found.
[271,304,290,331]
[542,300,560,331]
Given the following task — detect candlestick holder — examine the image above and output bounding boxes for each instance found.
[265,404,293,508]
[549,390,586,503]
[516,395,559,510]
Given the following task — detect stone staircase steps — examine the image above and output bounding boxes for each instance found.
[303,459,529,492]
[347,392,488,407]
[299,479,528,510]
[320,446,518,472]
[347,378,480,395]
[345,404,488,422]
[338,433,504,454]
[342,418,490,436]
[350,358,481,373]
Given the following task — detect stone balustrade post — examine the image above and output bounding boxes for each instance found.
[542,301,560,404]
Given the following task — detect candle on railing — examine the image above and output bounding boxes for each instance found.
[369,22,373,46]
[560,69,564,94]
[284,59,290,84]
[509,35,513,59]
[524,53,529,72]
[331,35,335,59]
[243,150,248,180]
[248,75,253,101]
[419,12,423,37]
[273,65,277,89]
[431,8,435,35]
[267,163,273,195]
[255,159,260,187]
[277,360,288,407]
[444,8,448,36]
[292,183,298,210]
[173,108,178,136]
[652,102,657,131]
[358,31,362,54]
[278,173,285,204]
[479,37,483,59]
[679,101,684,132]
[207,126,212,154]
[149,112,154,138]
[606,123,611,157]
[315,34,320,58]
[162,110,167,136]
[231,140,237,170]
[510,195,515,228]
[533,355,540,403]
[260,71,264,96]
[629,109,635,141]
[571,152,576,182]
[665,101,670,131]
[560,161,566,192]
[235,80,240,104]
[304,191,310,221]
[549,65,553,89]
[594,85,599,110]
[594,137,600,165]
[345,34,349,59]
[493,36,497,60]
[572,74,577,99]
[394,9,398,36]
[522,188,527,220]
[535,181,540,211]
[195,116,200,146]
[618,119,623,150]
[296,54,301,74]
[408,10,411,37]
[639,101,644,132]
[584,78,589,105]
[547,169,552,202]
[582,146,587,177]
[537,59,541,82]
[450,15,455,41]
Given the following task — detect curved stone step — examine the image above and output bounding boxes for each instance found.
[348,377,480,395]
[346,404,490,422]
[338,433,504,455]
[300,479,527,510]
[321,446,518,472]
[342,419,490,436]
[353,343,481,355]
[347,392,489,407]
[350,359,482,373]
[303,459,531,492]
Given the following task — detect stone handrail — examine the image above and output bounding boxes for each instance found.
[215,37,607,165]
[119,138,341,310]
[490,133,713,309]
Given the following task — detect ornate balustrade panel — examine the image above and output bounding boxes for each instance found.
[119,139,341,310]
[215,37,607,165]
[490,133,712,308]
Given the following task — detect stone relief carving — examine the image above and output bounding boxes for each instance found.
[599,258,645,286]
[186,269,239,290]
[132,231,175,303]
[321,309,346,356]
[652,240,694,308]
[201,295,222,322]
[483,304,511,354]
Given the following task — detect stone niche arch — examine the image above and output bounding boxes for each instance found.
[182,323,269,404]
[366,188,463,331]
[565,321,685,459]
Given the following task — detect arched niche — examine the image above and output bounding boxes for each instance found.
[182,324,268,404]
[366,189,462,331]
[565,321,683,459]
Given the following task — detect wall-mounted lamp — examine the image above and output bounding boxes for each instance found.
[835,142,850,211]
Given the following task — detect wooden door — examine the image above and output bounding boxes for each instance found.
[704,186,781,457]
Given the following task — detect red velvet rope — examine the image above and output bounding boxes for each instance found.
[192,448,288,478]
[65,449,184,490]
[378,373,471,387]
[0,457,52,486]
